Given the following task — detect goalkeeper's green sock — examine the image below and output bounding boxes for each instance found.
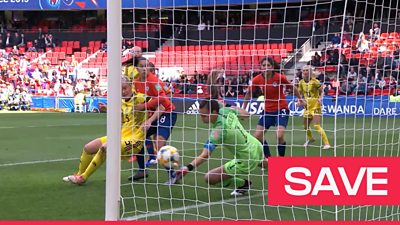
[81,149,106,180]
[222,177,245,188]
[77,149,94,175]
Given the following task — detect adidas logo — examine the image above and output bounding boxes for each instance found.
[186,101,199,114]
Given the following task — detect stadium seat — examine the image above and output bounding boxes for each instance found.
[59,52,66,60]
[51,57,58,65]
[18,47,25,55]
[61,41,68,48]
[73,41,80,49]
[373,89,382,96]
[380,33,389,39]
[285,43,293,52]
[389,32,398,39]
[327,89,336,96]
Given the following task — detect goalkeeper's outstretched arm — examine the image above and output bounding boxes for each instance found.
[174,148,212,182]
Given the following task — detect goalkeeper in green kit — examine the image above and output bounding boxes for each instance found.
[174,99,263,196]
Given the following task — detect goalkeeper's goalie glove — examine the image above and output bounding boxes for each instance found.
[173,164,193,183]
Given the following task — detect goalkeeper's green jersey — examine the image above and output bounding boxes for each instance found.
[204,107,263,161]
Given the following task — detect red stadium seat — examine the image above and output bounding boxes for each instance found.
[389,32,398,39]
[373,89,382,96]
[18,47,25,54]
[380,33,389,39]
[73,41,80,49]
[280,49,287,57]
[59,52,66,60]
[61,41,68,48]
[51,57,58,65]
[272,49,280,55]
[285,43,293,52]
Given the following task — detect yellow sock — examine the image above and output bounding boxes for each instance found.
[81,149,106,180]
[314,124,329,145]
[306,128,313,141]
[77,149,94,175]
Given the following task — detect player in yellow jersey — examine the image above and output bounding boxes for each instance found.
[62,76,146,185]
[123,46,142,81]
[298,65,331,150]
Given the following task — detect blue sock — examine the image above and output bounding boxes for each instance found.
[166,167,175,179]
[263,140,271,158]
[137,148,145,171]
[278,142,286,157]
[145,138,156,160]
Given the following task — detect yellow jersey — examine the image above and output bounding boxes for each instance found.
[299,78,321,106]
[121,93,146,137]
[123,65,139,81]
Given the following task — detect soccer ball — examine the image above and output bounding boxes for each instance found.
[157,145,180,168]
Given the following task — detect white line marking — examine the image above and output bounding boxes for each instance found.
[122,192,265,221]
[0,123,103,129]
[0,158,79,167]
[0,148,200,167]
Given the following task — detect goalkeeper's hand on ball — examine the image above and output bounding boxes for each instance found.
[173,166,189,183]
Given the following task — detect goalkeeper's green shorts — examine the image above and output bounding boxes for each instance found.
[224,141,263,176]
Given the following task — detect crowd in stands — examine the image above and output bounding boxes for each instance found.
[0,27,105,110]
[0,3,399,112]
[302,21,400,97]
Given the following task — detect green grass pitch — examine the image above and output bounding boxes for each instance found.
[0,112,399,220]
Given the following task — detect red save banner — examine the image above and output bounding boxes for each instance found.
[268,157,400,205]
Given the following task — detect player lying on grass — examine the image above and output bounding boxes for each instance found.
[174,99,263,196]
[63,76,147,185]
[298,65,330,149]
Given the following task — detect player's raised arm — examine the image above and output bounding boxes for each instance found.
[242,89,252,110]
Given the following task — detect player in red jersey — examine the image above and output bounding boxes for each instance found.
[243,57,302,166]
[128,57,177,183]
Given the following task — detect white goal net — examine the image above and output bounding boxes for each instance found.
[107,0,400,221]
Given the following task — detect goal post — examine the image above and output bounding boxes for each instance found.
[105,0,122,221]
[106,0,400,221]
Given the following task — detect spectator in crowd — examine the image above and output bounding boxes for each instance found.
[37,34,46,51]
[356,32,369,52]
[326,49,339,65]
[310,55,321,67]
[3,32,13,48]
[347,66,357,80]
[377,75,386,90]
[340,79,354,95]
[367,74,376,91]
[225,86,236,98]
[20,89,32,110]
[198,21,206,31]
[355,74,368,95]
[369,23,380,41]
[331,33,341,48]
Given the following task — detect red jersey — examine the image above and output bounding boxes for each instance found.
[250,72,291,112]
[134,72,175,112]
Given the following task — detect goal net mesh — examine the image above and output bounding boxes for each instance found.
[117,0,400,221]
